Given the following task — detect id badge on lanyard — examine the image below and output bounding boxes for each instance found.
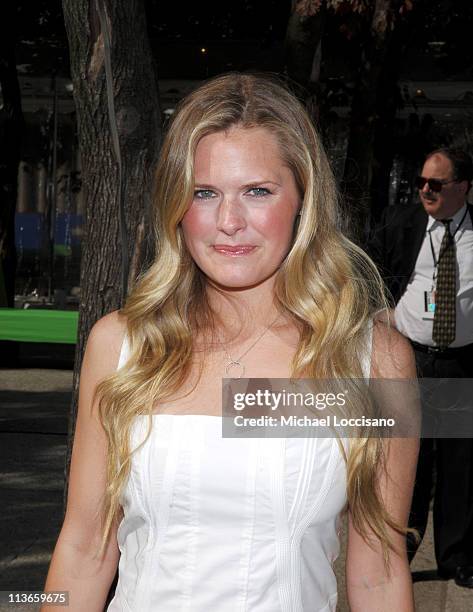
[424,288,436,315]
[423,247,438,320]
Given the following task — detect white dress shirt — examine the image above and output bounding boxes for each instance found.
[395,203,473,347]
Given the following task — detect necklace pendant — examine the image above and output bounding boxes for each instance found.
[225,360,245,379]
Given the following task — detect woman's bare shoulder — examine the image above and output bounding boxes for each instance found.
[90,309,127,342]
[370,319,416,380]
[86,309,128,371]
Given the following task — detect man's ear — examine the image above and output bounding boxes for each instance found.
[456,180,469,197]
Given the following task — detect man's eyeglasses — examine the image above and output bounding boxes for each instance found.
[415,176,457,193]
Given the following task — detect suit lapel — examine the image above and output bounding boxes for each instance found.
[402,206,428,278]
[467,202,473,225]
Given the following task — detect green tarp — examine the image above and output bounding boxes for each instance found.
[0,308,78,344]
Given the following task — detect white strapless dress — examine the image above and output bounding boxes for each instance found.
[107,331,372,612]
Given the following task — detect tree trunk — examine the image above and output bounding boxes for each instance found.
[340,0,404,242]
[285,1,326,87]
[62,0,161,506]
[284,0,326,123]
[370,0,429,222]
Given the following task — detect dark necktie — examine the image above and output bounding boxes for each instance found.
[432,219,456,348]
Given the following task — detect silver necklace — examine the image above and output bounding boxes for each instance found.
[221,314,281,378]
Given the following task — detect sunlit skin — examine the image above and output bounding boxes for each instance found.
[181,127,301,293]
[418,153,468,219]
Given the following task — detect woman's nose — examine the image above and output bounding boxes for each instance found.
[216,197,247,235]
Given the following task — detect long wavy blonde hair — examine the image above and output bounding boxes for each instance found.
[94,72,405,562]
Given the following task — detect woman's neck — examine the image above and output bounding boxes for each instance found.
[206,280,281,338]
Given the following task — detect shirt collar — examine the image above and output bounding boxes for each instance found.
[427,202,468,232]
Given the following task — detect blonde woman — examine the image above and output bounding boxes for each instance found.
[43,73,418,611]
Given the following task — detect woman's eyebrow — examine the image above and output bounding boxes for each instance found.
[193,180,282,189]
[242,180,281,188]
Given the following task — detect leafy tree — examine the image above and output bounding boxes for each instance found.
[285,0,420,239]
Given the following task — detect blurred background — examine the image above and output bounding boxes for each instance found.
[1,0,472,362]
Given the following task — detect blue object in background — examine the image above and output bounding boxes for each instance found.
[15,213,45,250]
[15,213,83,251]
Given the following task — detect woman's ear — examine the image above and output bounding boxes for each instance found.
[292,208,302,241]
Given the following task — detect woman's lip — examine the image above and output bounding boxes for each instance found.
[212,245,256,255]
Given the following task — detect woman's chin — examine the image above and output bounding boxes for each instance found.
[205,272,277,293]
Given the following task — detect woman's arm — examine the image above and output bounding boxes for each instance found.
[346,321,419,612]
[41,310,127,611]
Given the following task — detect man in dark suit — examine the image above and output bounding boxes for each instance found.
[368,147,473,588]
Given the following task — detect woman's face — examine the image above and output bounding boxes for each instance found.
[181,126,301,291]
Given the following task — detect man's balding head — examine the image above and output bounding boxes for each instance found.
[418,148,472,219]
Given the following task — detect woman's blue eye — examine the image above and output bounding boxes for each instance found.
[194,189,216,200]
[248,187,270,197]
